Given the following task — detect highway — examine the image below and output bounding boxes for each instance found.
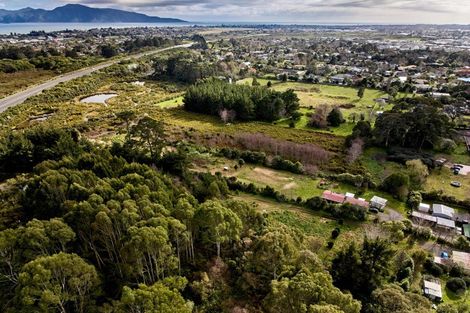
[0,43,192,113]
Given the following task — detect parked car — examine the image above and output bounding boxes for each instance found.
[369,208,379,214]
[451,181,462,187]
[454,168,461,175]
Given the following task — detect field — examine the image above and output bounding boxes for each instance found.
[192,153,408,214]
[0,70,55,98]
[232,193,367,258]
[238,78,401,136]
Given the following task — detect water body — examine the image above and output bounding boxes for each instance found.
[0,22,194,34]
[80,94,118,104]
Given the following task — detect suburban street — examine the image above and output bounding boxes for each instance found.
[0,43,192,113]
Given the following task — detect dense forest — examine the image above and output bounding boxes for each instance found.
[184,78,300,122]
[1,119,465,313]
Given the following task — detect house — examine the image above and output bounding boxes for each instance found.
[436,217,456,230]
[370,196,387,210]
[418,203,431,213]
[432,204,455,220]
[423,279,442,301]
[345,196,369,209]
[453,251,470,270]
[321,190,345,204]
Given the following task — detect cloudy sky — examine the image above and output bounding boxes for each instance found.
[2,0,469,24]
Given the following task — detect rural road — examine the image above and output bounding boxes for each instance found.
[0,43,193,113]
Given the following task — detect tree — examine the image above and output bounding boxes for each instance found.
[263,270,361,313]
[406,159,429,187]
[357,86,365,99]
[129,117,165,161]
[327,107,344,127]
[100,45,118,58]
[370,285,432,313]
[116,110,136,139]
[331,238,394,301]
[195,200,242,257]
[112,277,192,313]
[381,172,410,200]
[446,278,466,295]
[252,77,260,86]
[16,253,99,313]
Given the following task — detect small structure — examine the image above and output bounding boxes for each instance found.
[436,217,456,230]
[432,204,455,220]
[321,190,345,204]
[418,203,431,213]
[453,251,470,270]
[345,192,355,198]
[370,196,387,210]
[423,280,442,301]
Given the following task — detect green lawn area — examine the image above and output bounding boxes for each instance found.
[156,95,184,108]
[425,167,470,202]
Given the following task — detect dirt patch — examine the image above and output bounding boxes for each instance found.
[282,182,298,190]
[253,167,290,181]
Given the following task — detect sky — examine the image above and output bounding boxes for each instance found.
[1,0,469,24]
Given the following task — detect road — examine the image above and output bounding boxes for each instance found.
[0,43,192,113]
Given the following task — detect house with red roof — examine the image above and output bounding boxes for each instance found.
[321,190,346,204]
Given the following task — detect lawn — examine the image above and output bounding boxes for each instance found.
[156,95,184,108]
[425,167,470,202]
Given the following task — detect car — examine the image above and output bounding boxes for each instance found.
[451,181,462,187]
[369,208,379,214]
[454,168,461,175]
[454,164,464,169]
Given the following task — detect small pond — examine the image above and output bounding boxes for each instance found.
[80,94,118,104]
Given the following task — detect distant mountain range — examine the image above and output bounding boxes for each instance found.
[0,4,186,24]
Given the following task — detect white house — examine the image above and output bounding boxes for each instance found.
[423,280,442,301]
[370,196,388,210]
[418,203,431,213]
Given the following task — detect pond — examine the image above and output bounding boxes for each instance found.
[80,94,118,104]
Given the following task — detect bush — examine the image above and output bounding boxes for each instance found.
[446,278,466,294]
[331,228,340,239]
[424,258,444,277]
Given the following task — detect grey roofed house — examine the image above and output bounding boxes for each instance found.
[423,280,442,301]
[432,204,455,220]
[370,196,387,209]
[436,217,455,229]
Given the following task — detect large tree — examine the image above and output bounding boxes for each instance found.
[16,253,99,313]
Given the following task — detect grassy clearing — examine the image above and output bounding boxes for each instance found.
[232,192,366,257]
[236,79,403,137]
[156,95,184,108]
[425,167,470,202]
[0,70,55,98]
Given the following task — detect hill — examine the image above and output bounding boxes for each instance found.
[0,4,186,23]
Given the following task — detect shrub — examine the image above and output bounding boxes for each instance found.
[331,228,340,239]
[446,278,466,294]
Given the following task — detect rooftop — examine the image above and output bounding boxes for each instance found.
[321,190,345,204]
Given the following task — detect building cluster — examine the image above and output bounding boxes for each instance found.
[321,190,387,212]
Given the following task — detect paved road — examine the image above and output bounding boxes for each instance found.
[0,43,192,113]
